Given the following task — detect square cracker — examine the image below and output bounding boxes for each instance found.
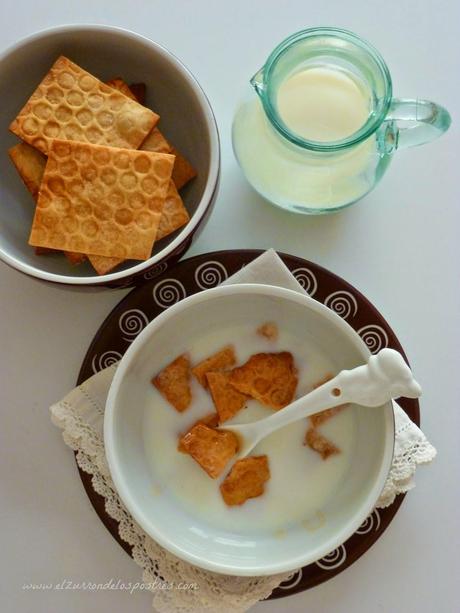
[179,423,238,479]
[29,139,174,260]
[228,352,298,410]
[87,180,190,274]
[206,371,247,423]
[9,56,158,155]
[87,81,190,275]
[152,354,191,412]
[8,141,46,200]
[105,82,190,239]
[220,456,270,506]
[8,141,86,264]
[141,131,197,190]
[105,76,196,190]
[192,345,236,388]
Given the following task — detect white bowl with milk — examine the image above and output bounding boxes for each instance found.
[104,284,394,575]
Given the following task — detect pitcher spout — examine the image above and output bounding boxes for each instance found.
[250,68,265,97]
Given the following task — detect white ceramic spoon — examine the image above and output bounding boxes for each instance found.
[222,348,422,461]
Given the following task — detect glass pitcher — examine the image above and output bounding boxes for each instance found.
[232,28,451,214]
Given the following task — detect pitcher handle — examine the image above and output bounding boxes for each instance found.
[387,98,451,150]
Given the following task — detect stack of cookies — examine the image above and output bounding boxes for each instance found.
[8,56,196,275]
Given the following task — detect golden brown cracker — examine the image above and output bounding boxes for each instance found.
[177,413,219,452]
[179,423,238,478]
[87,81,189,275]
[141,130,196,190]
[156,181,190,240]
[9,141,86,264]
[256,322,278,341]
[87,254,123,275]
[220,456,270,506]
[206,371,247,423]
[229,352,298,410]
[170,146,197,190]
[29,139,174,259]
[192,346,236,388]
[9,56,158,155]
[141,126,173,154]
[8,142,46,200]
[88,181,189,274]
[105,78,137,100]
[305,427,340,460]
[152,354,191,412]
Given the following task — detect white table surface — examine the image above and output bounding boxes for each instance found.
[1,1,459,612]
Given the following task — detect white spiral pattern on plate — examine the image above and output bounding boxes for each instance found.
[119,309,149,341]
[356,509,381,534]
[324,290,358,320]
[91,350,122,374]
[292,267,318,296]
[358,324,389,354]
[194,261,228,289]
[144,262,168,280]
[315,544,347,570]
[277,569,304,590]
[152,279,187,309]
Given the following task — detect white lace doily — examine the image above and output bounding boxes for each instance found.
[50,250,436,613]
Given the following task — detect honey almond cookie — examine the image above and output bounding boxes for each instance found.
[141,130,197,190]
[9,56,158,154]
[206,371,247,423]
[152,354,191,412]
[220,456,270,506]
[87,180,190,274]
[107,80,196,193]
[228,352,298,410]
[8,141,46,200]
[192,346,236,388]
[29,139,174,260]
[177,413,220,452]
[88,81,190,275]
[9,141,86,264]
[179,423,238,479]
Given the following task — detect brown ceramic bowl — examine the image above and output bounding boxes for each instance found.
[0,25,220,287]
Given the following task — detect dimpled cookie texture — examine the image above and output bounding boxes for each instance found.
[29,139,175,260]
[88,181,190,274]
[9,56,159,155]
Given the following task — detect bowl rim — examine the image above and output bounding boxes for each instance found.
[0,23,220,285]
[104,283,395,576]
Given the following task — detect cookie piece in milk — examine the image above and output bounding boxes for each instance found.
[192,346,237,388]
[179,423,239,478]
[206,371,248,423]
[28,139,174,260]
[152,354,192,413]
[304,428,340,460]
[220,456,270,506]
[9,56,158,154]
[229,352,298,410]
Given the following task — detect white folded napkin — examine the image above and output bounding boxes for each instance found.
[50,249,436,613]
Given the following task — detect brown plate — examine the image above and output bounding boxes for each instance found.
[76,249,419,599]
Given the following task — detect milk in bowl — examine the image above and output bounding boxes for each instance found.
[105,285,394,575]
